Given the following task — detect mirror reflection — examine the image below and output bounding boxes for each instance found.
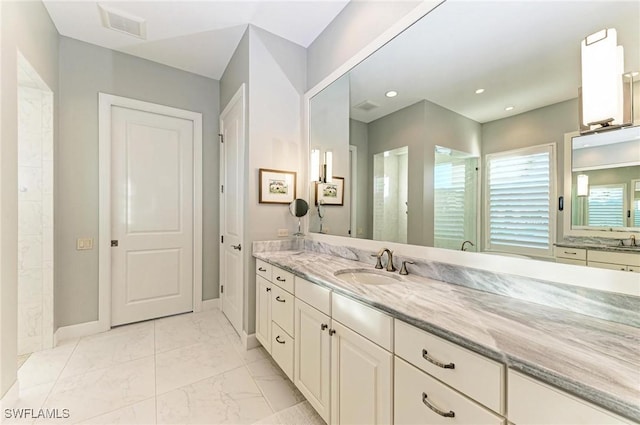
[308,0,639,259]
[571,126,640,230]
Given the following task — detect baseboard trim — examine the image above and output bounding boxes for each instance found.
[242,332,260,350]
[201,298,220,311]
[54,320,107,345]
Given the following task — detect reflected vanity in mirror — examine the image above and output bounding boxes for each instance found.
[308,0,639,262]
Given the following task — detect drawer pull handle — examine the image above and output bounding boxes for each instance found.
[321,324,328,331]
[258,267,267,272]
[275,335,286,344]
[276,276,286,282]
[422,349,455,369]
[422,392,455,418]
[329,329,336,336]
[275,296,286,303]
[266,287,271,292]
[564,251,577,255]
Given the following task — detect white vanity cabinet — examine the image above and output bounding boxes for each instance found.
[293,278,393,425]
[394,320,505,424]
[555,247,587,266]
[587,250,640,273]
[508,370,633,425]
[294,277,332,422]
[255,260,295,379]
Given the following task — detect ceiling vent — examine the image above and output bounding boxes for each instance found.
[98,4,147,39]
[354,100,380,112]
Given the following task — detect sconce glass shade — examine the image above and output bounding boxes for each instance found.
[581,29,624,127]
[324,151,333,183]
[310,148,320,182]
[577,174,589,197]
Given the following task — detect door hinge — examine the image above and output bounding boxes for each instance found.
[221,235,224,243]
[221,285,224,293]
[221,185,224,194]
[218,133,224,143]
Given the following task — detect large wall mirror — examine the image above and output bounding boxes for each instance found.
[308,1,639,260]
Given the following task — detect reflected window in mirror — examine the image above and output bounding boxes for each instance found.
[373,147,408,244]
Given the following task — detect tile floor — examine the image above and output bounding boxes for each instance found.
[1,309,325,425]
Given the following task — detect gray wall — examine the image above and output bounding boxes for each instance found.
[481,98,578,249]
[0,0,59,396]
[349,119,369,238]
[367,100,481,247]
[56,37,220,328]
[306,1,421,90]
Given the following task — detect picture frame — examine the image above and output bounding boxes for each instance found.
[316,176,344,206]
[259,168,297,204]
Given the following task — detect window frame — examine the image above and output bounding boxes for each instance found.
[484,143,557,258]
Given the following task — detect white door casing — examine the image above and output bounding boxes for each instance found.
[98,94,202,331]
[219,84,245,336]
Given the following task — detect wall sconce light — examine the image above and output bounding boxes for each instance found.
[310,148,333,183]
[577,174,589,197]
[310,148,321,182]
[580,28,633,134]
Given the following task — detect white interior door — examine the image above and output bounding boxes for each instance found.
[220,85,245,336]
[111,105,194,326]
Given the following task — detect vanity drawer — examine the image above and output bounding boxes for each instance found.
[332,292,393,351]
[395,357,504,425]
[395,320,504,414]
[271,322,294,380]
[295,276,331,315]
[588,250,640,267]
[271,285,294,336]
[556,247,587,261]
[272,266,295,294]
[256,259,272,281]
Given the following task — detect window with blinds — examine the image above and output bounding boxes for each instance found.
[485,144,555,256]
[587,185,625,227]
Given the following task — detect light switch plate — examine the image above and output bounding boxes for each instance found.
[76,238,93,250]
[277,229,289,237]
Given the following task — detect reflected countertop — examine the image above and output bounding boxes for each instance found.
[254,249,640,422]
[555,241,640,254]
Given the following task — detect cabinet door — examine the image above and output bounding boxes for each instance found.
[255,276,272,353]
[294,299,331,422]
[330,320,392,425]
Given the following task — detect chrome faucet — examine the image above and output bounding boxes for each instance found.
[460,240,475,251]
[374,248,397,272]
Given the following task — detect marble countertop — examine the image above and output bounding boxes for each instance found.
[254,250,640,422]
[556,241,640,253]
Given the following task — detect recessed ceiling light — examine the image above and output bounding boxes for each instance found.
[505,106,515,111]
[475,88,485,94]
[385,90,398,98]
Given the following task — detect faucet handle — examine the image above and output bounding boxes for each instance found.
[400,261,414,275]
[371,254,383,269]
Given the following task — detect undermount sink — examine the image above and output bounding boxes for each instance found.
[334,268,402,285]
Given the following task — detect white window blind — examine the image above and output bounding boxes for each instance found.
[434,161,466,243]
[486,144,555,256]
[587,185,625,227]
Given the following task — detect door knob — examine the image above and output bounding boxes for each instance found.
[232,244,242,251]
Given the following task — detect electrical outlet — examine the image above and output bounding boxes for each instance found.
[277,229,289,237]
[76,238,94,250]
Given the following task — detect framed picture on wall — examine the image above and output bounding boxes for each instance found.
[316,176,344,206]
[259,168,297,204]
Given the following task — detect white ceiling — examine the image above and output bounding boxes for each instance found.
[348,1,640,124]
[43,0,350,80]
